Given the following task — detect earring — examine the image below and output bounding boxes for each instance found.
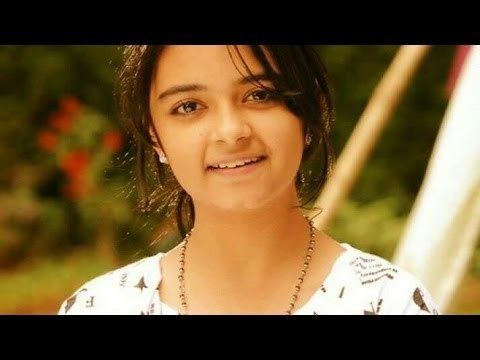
[305,129,312,147]
[296,171,307,195]
[158,152,168,164]
[300,172,305,184]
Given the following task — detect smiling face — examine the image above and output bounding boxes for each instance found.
[148,45,306,212]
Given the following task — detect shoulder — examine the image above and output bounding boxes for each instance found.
[58,253,164,315]
[331,244,440,315]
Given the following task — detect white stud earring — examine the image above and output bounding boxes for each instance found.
[159,152,168,164]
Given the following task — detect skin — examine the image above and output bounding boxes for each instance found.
[148,45,344,314]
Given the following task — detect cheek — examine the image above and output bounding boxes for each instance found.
[262,114,305,176]
[158,125,206,191]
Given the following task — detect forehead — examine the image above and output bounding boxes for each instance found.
[151,45,274,91]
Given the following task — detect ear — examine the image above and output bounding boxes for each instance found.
[148,126,168,164]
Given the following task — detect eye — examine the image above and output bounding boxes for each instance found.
[171,101,205,116]
[244,89,276,103]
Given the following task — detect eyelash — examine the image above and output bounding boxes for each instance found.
[170,88,278,116]
[171,100,202,116]
[244,88,278,103]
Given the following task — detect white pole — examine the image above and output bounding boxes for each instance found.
[392,46,480,313]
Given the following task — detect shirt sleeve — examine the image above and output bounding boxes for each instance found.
[58,284,98,315]
[57,274,128,315]
[378,271,441,315]
[399,283,440,315]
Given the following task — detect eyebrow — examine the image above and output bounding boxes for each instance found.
[156,73,277,101]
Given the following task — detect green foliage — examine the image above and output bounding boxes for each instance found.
[0,46,140,267]
[329,197,409,261]
[0,250,116,314]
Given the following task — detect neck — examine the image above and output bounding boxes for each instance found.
[185,188,312,280]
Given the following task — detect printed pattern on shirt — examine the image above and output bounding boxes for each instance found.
[58,245,441,315]
[349,255,399,285]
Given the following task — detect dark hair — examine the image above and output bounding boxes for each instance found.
[117,45,335,238]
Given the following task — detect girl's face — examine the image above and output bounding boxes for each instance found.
[149,45,305,212]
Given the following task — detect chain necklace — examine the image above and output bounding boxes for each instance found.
[177,217,317,315]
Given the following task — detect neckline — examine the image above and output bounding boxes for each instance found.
[152,242,355,315]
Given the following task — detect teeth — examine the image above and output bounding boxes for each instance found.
[213,157,261,169]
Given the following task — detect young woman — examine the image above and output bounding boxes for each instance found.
[58,45,439,315]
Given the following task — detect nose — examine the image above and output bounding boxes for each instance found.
[211,104,252,146]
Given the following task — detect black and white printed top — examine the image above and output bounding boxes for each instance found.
[58,243,440,315]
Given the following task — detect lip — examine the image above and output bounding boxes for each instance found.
[206,154,266,170]
[206,156,267,176]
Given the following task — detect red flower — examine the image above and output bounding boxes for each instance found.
[48,111,73,134]
[37,130,58,152]
[62,178,91,200]
[102,130,124,152]
[59,95,83,117]
[60,150,90,180]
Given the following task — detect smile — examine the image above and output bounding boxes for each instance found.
[206,156,267,175]
[208,156,266,170]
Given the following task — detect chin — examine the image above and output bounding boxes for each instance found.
[200,181,295,212]
[214,193,276,212]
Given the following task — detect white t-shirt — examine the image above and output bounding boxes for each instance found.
[58,243,440,315]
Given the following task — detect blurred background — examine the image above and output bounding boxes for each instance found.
[0,45,478,314]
